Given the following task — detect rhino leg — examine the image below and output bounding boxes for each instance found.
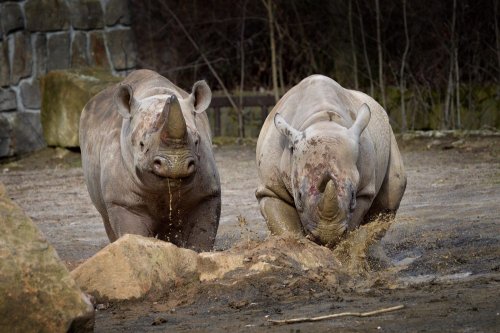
[185,195,221,252]
[107,205,154,241]
[258,196,303,236]
[366,134,407,221]
[348,195,375,230]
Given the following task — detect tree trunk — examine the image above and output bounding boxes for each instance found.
[160,2,243,139]
[399,0,410,132]
[348,0,359,90]
[263,0,280,103]
[375,0,386,109]
[356,0,374,96]
[443,0,457,129]
[238,0,248,139]
[494,0,500,98]
[454,39,461,129]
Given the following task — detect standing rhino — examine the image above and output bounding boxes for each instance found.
[256,75,406,247]
[79,69,221,251]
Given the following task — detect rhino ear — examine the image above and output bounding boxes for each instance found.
[274,113,302,146]
[190,80,212,114]
[114,84,134,119]
[350,103,371,138]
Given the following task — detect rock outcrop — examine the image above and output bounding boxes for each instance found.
[71,233,343,302]
[41,69,120,147]
[0,183,94,333]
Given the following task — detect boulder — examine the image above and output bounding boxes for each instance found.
[0,88,16,111]
[88,31,110,68]
[67,0,104,30]
[0,183,94,332]
[1,2,24,34]
[25,0,70,32]
[71,234,200,301]
[71,233,342,302]
[12,111,46,154]
[0,114,12,156]
[106,28,137,70]
[71,31,89,68]
[105,0,131,26]
[0,41,9,87]
[20,79,41,109]
[40,68,120,147]
[47,32,70,71]
[11,31,32,84]
[33,33,47,77]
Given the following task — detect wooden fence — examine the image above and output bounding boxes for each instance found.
[209,94,276,137]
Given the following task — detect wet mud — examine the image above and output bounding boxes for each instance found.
[1,135,499,332]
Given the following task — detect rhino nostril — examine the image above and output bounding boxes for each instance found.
[186,158,195,174]
[153,157,165,170]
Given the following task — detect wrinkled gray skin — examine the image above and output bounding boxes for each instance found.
[80,69,221,251]
[256,75,406,247]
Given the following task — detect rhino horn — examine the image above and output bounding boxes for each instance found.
[318,179,340,220]
[160,95,187,142]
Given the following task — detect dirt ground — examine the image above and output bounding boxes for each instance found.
[1,134,499,332]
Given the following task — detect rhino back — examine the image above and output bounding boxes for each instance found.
[257,75,393,199]
[80,85,124,215]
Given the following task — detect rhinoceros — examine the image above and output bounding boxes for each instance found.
[79,69,221,251]
[256,75,406,247]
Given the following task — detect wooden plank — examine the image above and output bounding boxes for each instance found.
[210,94,276,108]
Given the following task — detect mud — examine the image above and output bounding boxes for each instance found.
[1,135,500,332]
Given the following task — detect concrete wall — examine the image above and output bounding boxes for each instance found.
[0,0,136,157]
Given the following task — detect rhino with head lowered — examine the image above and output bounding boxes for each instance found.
[79,69,220,251]
[256,75,406,247]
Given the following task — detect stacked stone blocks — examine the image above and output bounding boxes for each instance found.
[0,0,136,157]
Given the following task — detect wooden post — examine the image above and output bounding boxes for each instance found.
[214,107,221,137]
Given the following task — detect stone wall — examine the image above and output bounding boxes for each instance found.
[0,0,136,157]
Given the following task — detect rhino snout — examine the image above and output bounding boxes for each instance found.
[152,155,196,179]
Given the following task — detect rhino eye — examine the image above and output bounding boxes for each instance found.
[349,192,356,211]
[139,141,145,151]
[296,191,304,211]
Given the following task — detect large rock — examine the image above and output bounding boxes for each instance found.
[34,33,47,76]
[40,69,120,147]
[47,32,70,71]
[12,111,46,154]
[71,31,89,68]
[0,88,16,111]
[71,234,341,302]
[71,235,200,301]
[0,183,94,332]
[88,31,110,68]
[1,2,24,34]
[67,0,104,30]
[105,0,131,26]
[25,0,70,32]
[106,28,137,70]
[0,41,9,87]
[0,114,12,156]
[11,31,32,84]
[20,79,41,109]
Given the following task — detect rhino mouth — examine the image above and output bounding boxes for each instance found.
[150,170,195,185]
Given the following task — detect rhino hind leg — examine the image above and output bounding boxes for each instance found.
[365,134,407,222]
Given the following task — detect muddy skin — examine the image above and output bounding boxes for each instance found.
[79,69,221,251]
[256,75,407,247]
[1,135,498,332]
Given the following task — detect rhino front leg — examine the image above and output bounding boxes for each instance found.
[185,195,221,252]
[368,134,407,218]
[107,205,154,242]
[258,195,303,236]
